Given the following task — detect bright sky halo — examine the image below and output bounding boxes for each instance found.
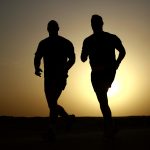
[0,0,150,117]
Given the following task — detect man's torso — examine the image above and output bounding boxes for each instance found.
[83,32,118,71]
[37,36,72,78]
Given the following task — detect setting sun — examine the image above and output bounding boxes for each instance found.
[0,0,150,117]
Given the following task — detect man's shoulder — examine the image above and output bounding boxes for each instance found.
[39,37,49,45]
[83,34,94,43]
[85,34,94,39]
[58,36,73,44]
[104,32,119,39]
[104,32,122,45]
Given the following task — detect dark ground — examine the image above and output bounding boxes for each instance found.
[0,116,150,150]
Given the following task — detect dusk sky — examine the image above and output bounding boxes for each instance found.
[0,0,150,117]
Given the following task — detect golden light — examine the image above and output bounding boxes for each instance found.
[108,80,120,97]
[63,60,136,116]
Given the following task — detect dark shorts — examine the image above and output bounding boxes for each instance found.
[44,70,68,90]
[44,75,68,92]
[91,69,116,91]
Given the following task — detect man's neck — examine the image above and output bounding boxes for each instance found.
[49,32,58,37]
[93,30,104,35]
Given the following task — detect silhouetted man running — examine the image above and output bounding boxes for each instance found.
[81,15,126,137]
[34,20,75,139]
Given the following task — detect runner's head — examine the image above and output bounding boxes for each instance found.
[47,20,59,35]
[91,15,103,33]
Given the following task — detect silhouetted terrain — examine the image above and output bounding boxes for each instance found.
[0,116,150,150]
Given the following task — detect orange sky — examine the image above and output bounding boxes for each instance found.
[0,0,150,117]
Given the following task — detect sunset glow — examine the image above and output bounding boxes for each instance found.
[0,0,150,117]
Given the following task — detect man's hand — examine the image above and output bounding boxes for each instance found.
[35,68,43,77]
